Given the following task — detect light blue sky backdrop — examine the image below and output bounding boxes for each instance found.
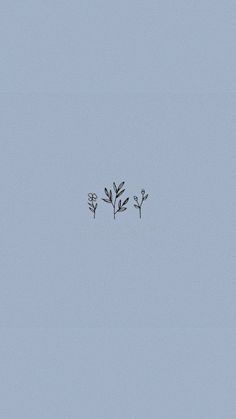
[0,1,235,418]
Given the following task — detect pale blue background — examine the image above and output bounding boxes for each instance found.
[0,1,236,418]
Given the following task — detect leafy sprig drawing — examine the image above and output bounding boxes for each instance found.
[102,181,129,219]
[88,193,98,219]
[133,189,149,219]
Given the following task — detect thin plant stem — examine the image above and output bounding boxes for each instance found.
[113,197,117,219]
[133,190,148,219]
[88,193,98,219]
[139,197,144,218]
[93,201,96,219]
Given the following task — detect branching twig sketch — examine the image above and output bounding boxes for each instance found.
[88,193,98,219]
[102,181,129,219]
[133,189,149,219]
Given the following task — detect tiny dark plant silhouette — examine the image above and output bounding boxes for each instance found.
[133,189,149,219]
[88,193,98,219]
[102,181,129,219]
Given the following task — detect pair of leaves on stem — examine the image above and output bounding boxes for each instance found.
[117,196,129,212]
[88,202,97,214]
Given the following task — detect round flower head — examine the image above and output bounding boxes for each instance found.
[134,196,138,201]
[88,192,97,202]
[141,189,145,195]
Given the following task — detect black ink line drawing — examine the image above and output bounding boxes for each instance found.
[102,181,129,219]
[88,193,98,219]
[133,189,149,219]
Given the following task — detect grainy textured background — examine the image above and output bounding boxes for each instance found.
[0,1,235,417]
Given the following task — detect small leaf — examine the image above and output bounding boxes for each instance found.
[134,204,139,209]
[119,207,127,212]
[122,197,129,206]
[116,189,125,198]
[109,189,113,201]
[118,199,122,209]
[105,188,109,198]
[118,181,125,191]
[88,203,94,208]
[89,207,94,213]
[113,182,117,193]
[102,198,111,203]
[94,203,97,209]
[144,194,149,200]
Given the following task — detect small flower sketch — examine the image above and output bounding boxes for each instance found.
[102,181,129,219]
[133,189,149,219]
[88,193,98,219]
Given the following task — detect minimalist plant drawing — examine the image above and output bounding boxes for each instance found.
[102,181,129,219]
[133,189,149,219]
[87,183,150,220]
[88,193,98,219]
